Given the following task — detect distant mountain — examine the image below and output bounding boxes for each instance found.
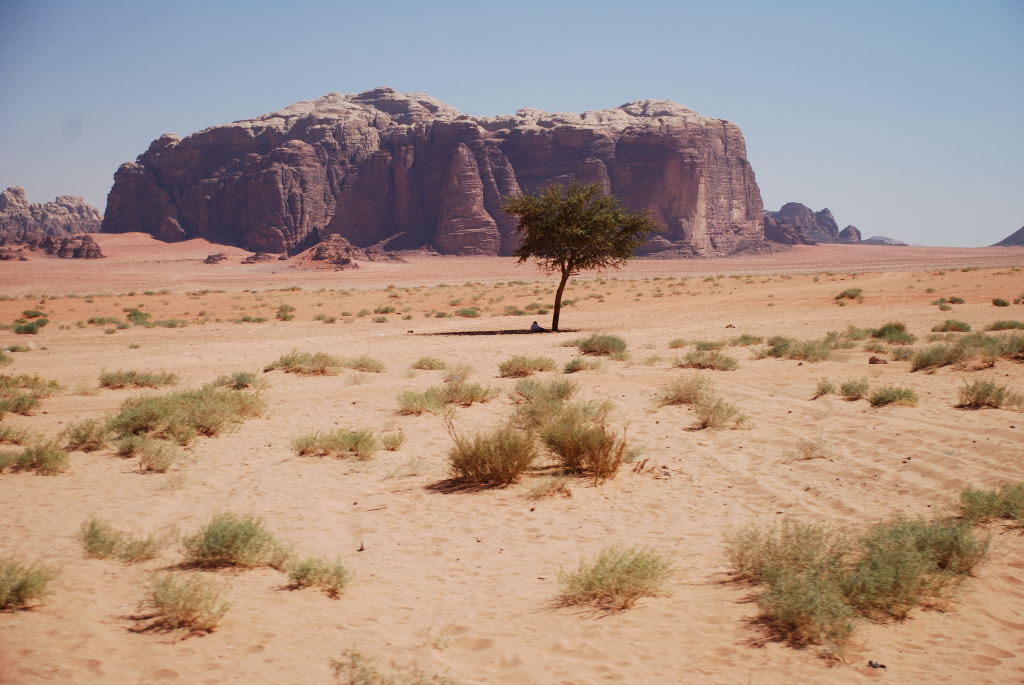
[764,202,905,246]
[860,235,908,246]
[992,226,1024,247]
[0,186,102,244]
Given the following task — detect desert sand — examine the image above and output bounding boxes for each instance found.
[1,234,1023,684]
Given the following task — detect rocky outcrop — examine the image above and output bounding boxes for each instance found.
[992,226,1024,247]
[0,187,102,243]
[838,225,862,243]
[860,235,908,246]
[102,88,767,256]
[763,202,842,244]
[46,234,104,259]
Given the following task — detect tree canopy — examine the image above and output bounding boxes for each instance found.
[502,182,659,331]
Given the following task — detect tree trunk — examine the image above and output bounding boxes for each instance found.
[551,269,571,332]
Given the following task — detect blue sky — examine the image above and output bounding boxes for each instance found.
[1,0,1021,246]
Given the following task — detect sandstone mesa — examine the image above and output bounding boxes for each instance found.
[101,87,767,257]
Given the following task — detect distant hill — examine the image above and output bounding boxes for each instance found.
[992,226,1024,247]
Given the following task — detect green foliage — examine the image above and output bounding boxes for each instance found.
[839,378,869,401]
[503,182,658,330]
[78,516,168,561]
[992,298,1010,307]
[212,371,265,390]
[761,334,838,362]
[869,386,918,407]
[264,350,342,375]
[956,380,1023,409]
[692,396,747,430]
[448,425,536,485]
[13,318,48,334]
[141,572,230,634]
[410,357,446,370]
[674,349,738,371]
[959,483,1024,524]
[99,369,178,389]
[11,442,70,475]
[556,545,674,610]
[986,320,1024,331]
[292,429,379,460]
[870,322,916,345]
[571,333,627,359]
[182,512,290,569]
[563,356,600,373]
[454,307,480,318]
[0,558,55,609]
[64,419,110,452]
[911,343,966,371]
[835,288,863,301]
[729,334,764,346]
[286,558,352,598]
[106,385,265,445]
[812,378,836,398]
[275,304,296,321]
[498,355,556,377]
[932,320,971,332]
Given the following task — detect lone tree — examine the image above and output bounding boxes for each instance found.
[503,182,659,331]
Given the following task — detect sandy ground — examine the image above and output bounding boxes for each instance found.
[1,235,1023,684]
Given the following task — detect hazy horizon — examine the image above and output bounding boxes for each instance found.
[1,0,1021,247]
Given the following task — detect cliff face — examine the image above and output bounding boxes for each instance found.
[0,187,102,243]
[102,88,767,256]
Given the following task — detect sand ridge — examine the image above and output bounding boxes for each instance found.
[1,244,1023,684]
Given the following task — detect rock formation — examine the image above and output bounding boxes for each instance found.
[101,88,767,257]
[838,225,862,243]
[0,187,102,243]
[992,226,1024,247]
[860,235,908,246]
[762,202,841,244]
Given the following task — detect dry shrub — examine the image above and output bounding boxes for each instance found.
[212,371,266,390]
[380,432,406,451]
[657,375,713,406]
[571,333,627,360]
[99,369,178,389]
[675,349,738,371]
[556,545,674,610]
[563,356,600,374]
[140,572,230,634]
[839,378,869,401]
[539,402,626,480]
[341,355,385,373]
[868,386,918,407]
[447,425,536,485]
[0,558,55,609]
[692,396,746,429]
[956,380,1023,409]
[182,513,291,569]
[286,558,353,598]
[410,357,446,370]
[812,378,836,399]
[959,483,1024,524]
[106,385,265,445]
[293,429,379,460]
[11,441,69,475]
[264,350,342,375]
[64,419,110,452]
[78,515,169,562]
[498,355,556,377]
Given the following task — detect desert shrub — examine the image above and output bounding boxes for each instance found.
[524,475,573,500]
[0,373,61,396]
[141,572,230,634]
[0,424,31,445]
[498,355,556,377]
[448,425,536,485]
[986,320,1024,331]
[761,335,836,362]
[835,288,863,301]
[992,298,1010,307]
[692,340,726,351]
[78,516,167,562]
[729,334,763,346]
[286,558,352,598]
[0,559,55,609]
[932,320,971,332]
[380,432,406,451]
[540,403,626,481]
[812,378,836,399]
[956,380,1023,409]
[911,343,966,371]
[396,388,446,415]
[657,375,714,406]
[839,378,869,400]
[786,437,832,461]
[329,650,457,685]
[571,333,627,359]
[862,341,888,354]
[959,483,1024,523]
[63,419,110,452]
[0,392,41,416]
[342,355,385,373]
[556,545,673,610]
[182,512,290,569]
[841,325,870,341]
[692,396,746,429]
[410,357,446,370]
[563,356,599,373]
[137,440,187,473]
[510,377,578,404]
[455,307,480,318]
[264,350,342,375]
[891,347,915,361]
[870,322,916,345]
[212,371,265,390]
[21,309,45,319]
[373,305,396,314]
[14,319,48,334]
[293,429,378,460]
[668,338,687,349]
[0,351,10,366]
[275,304,296,321]
[106,385,265,445]
[675,349,738,371]
[869,386,918,407]
[99,369,178,389]
[13,442,69,475]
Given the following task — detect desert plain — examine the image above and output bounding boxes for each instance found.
[1,234,1023,684]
